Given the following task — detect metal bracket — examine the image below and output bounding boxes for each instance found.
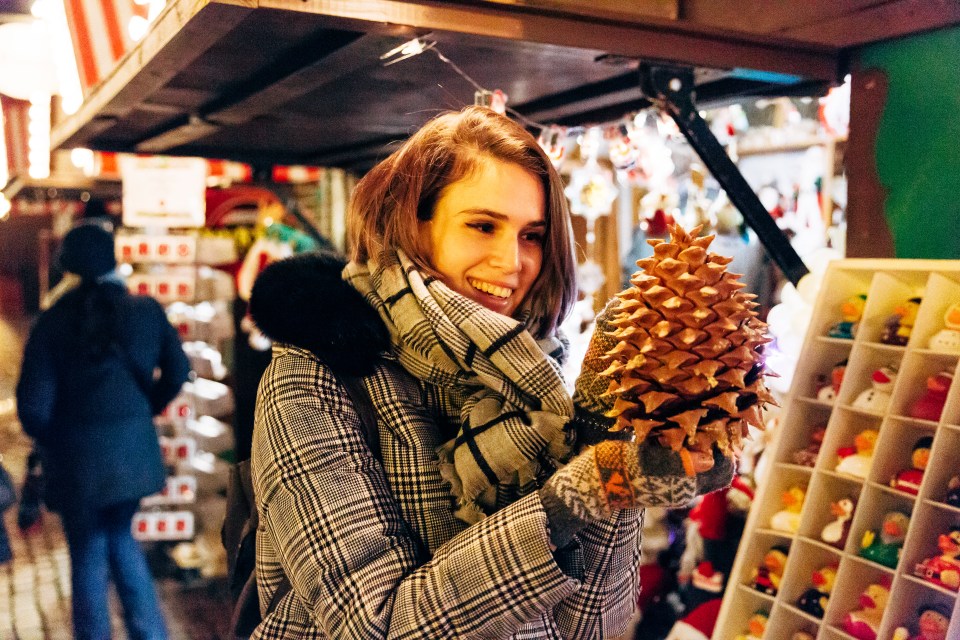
[639,63,809,286]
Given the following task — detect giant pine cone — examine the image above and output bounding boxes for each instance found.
[599,224,775,468]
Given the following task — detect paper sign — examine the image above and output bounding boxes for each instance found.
[121,155,206,228]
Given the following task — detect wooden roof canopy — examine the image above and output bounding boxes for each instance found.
[51,0,960,172]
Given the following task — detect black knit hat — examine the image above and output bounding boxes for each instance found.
[59,220,117,279]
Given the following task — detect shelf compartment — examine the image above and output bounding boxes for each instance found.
[797,472,862,549]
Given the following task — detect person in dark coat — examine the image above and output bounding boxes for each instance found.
[16,219,190,640]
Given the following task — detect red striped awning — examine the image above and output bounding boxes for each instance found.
[1,93,30,178]
[62,0,148,94]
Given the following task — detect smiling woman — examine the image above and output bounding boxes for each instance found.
[246,106,734,639]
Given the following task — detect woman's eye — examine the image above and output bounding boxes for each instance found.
[522,231,545,244]
[468,222,496,234]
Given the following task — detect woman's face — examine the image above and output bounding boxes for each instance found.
[421,158,546,318]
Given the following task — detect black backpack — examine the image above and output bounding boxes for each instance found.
[222,370,381,639]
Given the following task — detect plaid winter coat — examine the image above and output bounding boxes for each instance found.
[248,252,645,639]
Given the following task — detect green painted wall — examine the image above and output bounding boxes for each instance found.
[858,27,960,259]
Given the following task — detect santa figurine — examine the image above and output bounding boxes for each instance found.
[908,371,953,422]
[913,526,960,591]
[892,603,952,640]
[890,436,932,495]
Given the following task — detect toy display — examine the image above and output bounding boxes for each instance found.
[815,359,847,402]
[751,545,789,596]
[859,511,910,568]
[791,424,826,467]
[827,294,867,339]
[880,297,921,345]
[842,579,891,640]
[770,486,805,533]
[851,365,897,413]
[908,371,953,422]
[892,603,952,640]
[821,496,856,548]
[795,563,837,618]
[912,526,960,591]
[836,428,879,478]
[927,303,960,353]
[732,610,768,640]
[890,436,933,495]
[595,225,775,467]
[946,474,960,507]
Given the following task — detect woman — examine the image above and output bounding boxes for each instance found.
[248,106,732,638]
[17,220,190,640]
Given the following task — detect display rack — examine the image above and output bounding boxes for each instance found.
[715,259,960,640]
[116,228,236,579]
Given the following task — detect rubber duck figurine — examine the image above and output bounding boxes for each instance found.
[751,545,789,596]
[828,294,867,339]
[836,428,879,478]
[796,563,837,618]
[946,474,960,507]
[816,359,847,402]
[913,526,960,591]
[908,371,953,422]
[890,436,932,495]
[928,303,960,353]
[843,580,891,640]
[892,603,952,640]
[852,365,897,413]
[859,511,910,568]
[770,485,805,533]
[880,297,921,345]
[733,610,769,640]
[821,496,856,547]
[792,424,826,467]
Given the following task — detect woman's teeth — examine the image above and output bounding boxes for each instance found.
[469,279,512,299]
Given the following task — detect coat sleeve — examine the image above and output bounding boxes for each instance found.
[252,350,582,639]
[148,302,190,415]
[16,319,58,443]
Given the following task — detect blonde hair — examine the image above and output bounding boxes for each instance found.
[348,106,576,339]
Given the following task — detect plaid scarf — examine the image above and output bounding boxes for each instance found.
[344,250,574,523]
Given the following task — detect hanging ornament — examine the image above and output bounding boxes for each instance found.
[608,123,639,171]
[564,164,618,221]
[537,126,567,169]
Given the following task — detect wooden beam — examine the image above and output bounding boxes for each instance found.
[263,0,840,80]
[51,0,254,151]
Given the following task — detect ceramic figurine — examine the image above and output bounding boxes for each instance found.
[928,303,960,353]
[795,563,837,618]
[892,603,952,640]
[945,474,960,507]
[751,545,789,596]
[792,424,826,467]
[859,511,910,568]
[842,579,891,640]
[890,436,932,495]
[733,610,768,640]
[770,486,805,533]
[836,428,879,478]
[828,294,867,339]
[852,365,897,413]
[908,371,953,422]
[913,526,960,591]
[880,297,921,345]
[816,359,847,402]
[821,496,856,548]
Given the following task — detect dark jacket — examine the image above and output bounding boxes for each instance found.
[16,280,190,515]
[248,253,644,639]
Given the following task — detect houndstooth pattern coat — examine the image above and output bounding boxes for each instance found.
[251,346,644,639]
[247,253,646,639]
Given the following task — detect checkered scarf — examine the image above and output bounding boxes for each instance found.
[344,250,574,523]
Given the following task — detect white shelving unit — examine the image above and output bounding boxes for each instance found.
[714,259,960,640]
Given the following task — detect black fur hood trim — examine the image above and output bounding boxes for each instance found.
[248,251,390,376]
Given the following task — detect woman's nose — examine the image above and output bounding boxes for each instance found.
[489,236,521,272]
